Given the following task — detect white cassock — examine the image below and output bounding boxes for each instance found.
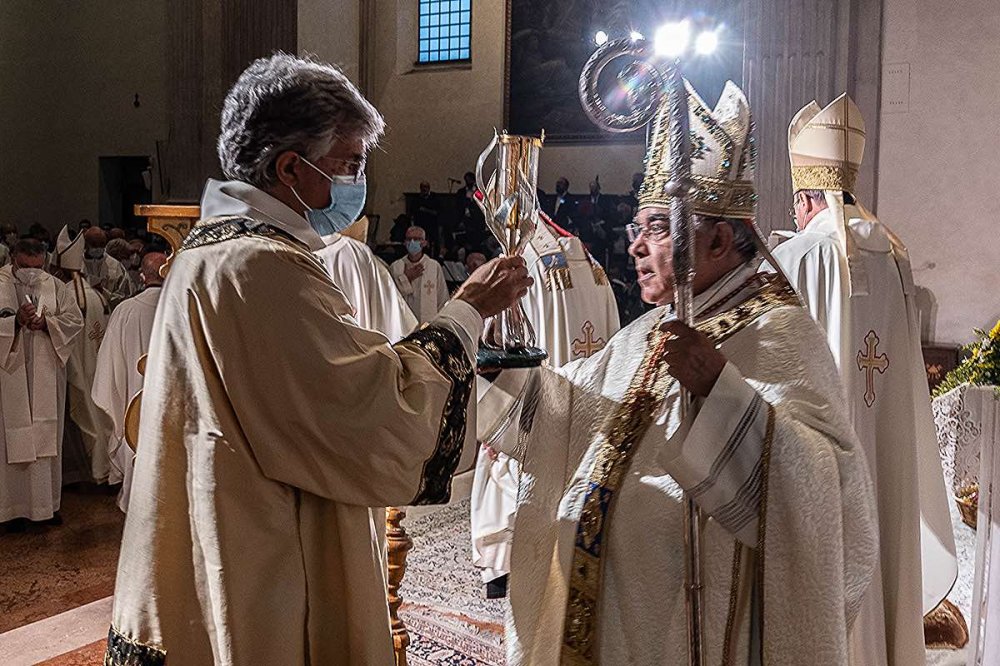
[0,266,83,521]
[390,254,449,323]
[64,273,115,484]
[480,264,878,665]
[108,179,482,666]
[315,233,417,343]
[772,199,957,665]
[85,253,133,307]
[91,286,161,512]
[471,218,620,582]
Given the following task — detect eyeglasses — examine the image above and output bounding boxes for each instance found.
[625,220,670,243]
[788,194,803,219]
[314,156,367,183]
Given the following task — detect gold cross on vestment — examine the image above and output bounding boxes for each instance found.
[572,320,606,359]
[857,329,889,408]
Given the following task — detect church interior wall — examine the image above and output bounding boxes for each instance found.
[0,1,168,234]
[360,0,644,241]
[877,0,1000,345]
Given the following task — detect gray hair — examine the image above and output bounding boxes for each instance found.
[218,52,385,189]
[696,216,758,261]
[798,189,856,206]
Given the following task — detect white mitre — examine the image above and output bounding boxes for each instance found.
[53,225,85,272]
[788,93,865,194]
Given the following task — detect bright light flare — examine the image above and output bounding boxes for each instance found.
[594,30,609,46]
[694,29,719,55]
[654,21,691,58]
[630,30,644,42]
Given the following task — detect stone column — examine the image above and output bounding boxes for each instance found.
[742,0,883,234]
[162,0,297,202]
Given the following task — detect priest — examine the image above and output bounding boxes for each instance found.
[0,239,83,524]
[471,209,620,595]
[772,94,957,665]
[482,82,878,664]
[83,226,133,307]
[91,252,167,512]
[314,217,417,343]
[106,53,531,666]
[390,224,449,322]
[52,226,115,485]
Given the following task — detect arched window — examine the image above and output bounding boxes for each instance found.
[418,0,471,63]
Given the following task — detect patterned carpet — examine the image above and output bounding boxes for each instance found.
[400,499,506,665]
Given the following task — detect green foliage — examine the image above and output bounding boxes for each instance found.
[933,320,1000,398]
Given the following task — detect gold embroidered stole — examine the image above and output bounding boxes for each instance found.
[560,273,798,665]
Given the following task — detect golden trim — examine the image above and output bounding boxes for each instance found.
[754,405,777,664]
[791,164,858,194]
[590,263,608,287]
[721,543,744,666]
[544,265,573,292]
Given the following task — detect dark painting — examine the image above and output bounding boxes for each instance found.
[505,0,745,143]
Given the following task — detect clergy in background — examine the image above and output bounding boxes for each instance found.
[51,225,115,485]
[0,239,83,524]
[106,53,531,666]
[482,82,877,664]
[314,216,417,343]
[471,209,620,596]
[91,252,166,513]
[390,224,449,322]
[773,94,957,665]
[83,226,133,307]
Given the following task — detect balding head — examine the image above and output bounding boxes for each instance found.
[108,228,126,241]
[83,227,108,249]
[140,252,167,287]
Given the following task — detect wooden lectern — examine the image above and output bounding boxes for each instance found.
[128,204,413,666]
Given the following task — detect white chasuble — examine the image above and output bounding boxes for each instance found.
[0,267,83,521]
[483,266,877,665]
[107,180,483,666]
[315,233,417,343]
[773,200,957,666]
[471,218,620,581]
[65,273,115,484]
[390,254,449,323]
[92,286,161,512]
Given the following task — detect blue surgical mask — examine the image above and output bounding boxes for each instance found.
[405,240,422,255]
[291,156,366,236]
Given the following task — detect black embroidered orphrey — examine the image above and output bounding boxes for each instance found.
[104,626,166,666]
[398,325,474,505]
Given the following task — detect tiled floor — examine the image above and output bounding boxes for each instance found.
[0,484,124,634]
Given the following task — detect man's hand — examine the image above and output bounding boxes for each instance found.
[659,321,727,398]
[17,302,37,328]
[454,257,533,319]
[27,313,47,332]
[403,262,425,283]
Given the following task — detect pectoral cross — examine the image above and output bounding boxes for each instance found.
[857,329,888,408]
[572,320,606,359]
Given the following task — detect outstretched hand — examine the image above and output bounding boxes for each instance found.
[454,257,533,319]
[658,320,727,398]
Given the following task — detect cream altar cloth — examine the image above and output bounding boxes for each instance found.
[933,385,1000,665]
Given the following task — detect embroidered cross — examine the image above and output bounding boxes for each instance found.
[572,321,606,359]
[857,329,888,408]
[88,320,105,345]
[423,278,435,297]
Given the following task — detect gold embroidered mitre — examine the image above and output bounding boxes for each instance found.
[788,93,865,194]
[54,225,85,272]
[637,80,756,219]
